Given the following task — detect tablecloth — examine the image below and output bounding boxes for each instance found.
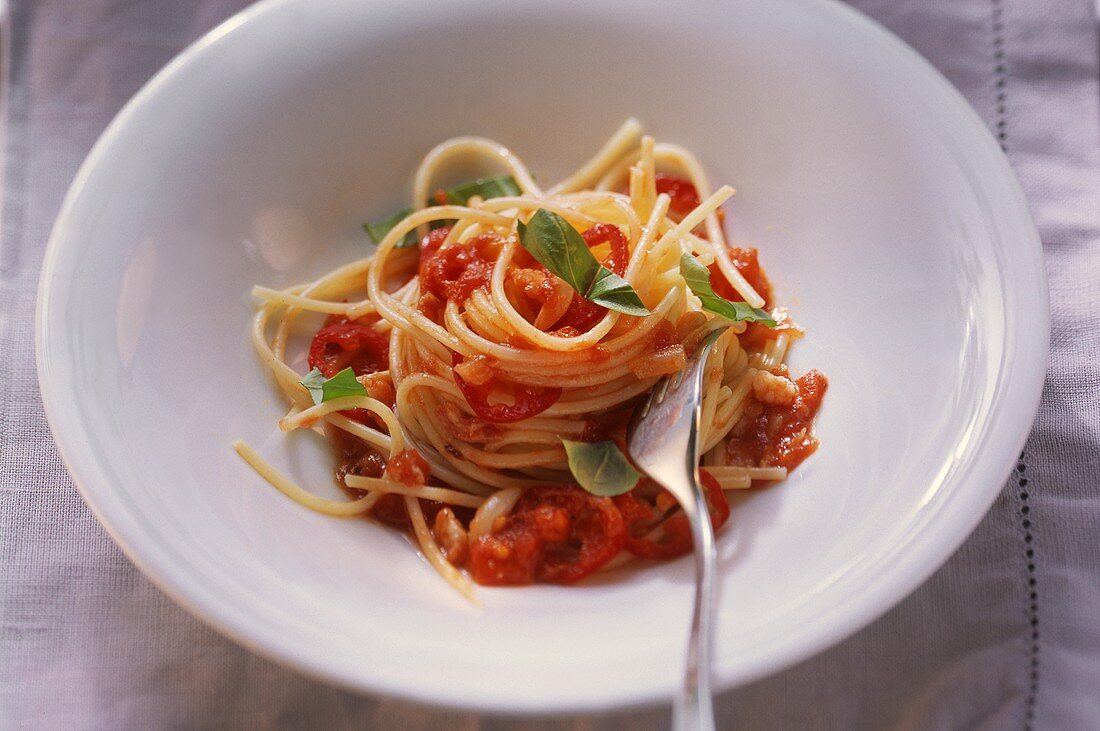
[1,1,1097,728]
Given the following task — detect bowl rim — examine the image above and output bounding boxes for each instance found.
[35,0,1049,714]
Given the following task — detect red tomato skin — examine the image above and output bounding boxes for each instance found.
[451,353,561,423]
[654,173,702,218]
[308,318,389,378]
[419,231,500,304]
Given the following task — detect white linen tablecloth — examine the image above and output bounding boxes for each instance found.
[1,1,1097,728]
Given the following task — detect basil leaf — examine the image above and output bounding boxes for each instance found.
[364,208,418,248]
[300,367,326,404]
[561,439,642,497]
[518,209,651,317]
[444,175,520,205]
[321,367,370,401]
[516,209,599,294]
[587,268,650,316]
[299,366,369,406]
[364,176,519,249]
[680,254,777,326]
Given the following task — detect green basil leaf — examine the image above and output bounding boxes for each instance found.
[561,438,642,497]
[518,208,651,317]
[516,209,599,294]
[299,366,369,406]
[364,208,418,248]
[364,176,519,249]
[680,254,777,326]
[300,367,326,405]
[444,174,521,205]
[587,267,650,316]
[321,367,370,401]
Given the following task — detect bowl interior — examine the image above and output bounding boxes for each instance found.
[38,0,1045,712]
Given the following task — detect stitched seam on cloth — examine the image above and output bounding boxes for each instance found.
[992,0,1007,151]
[0,0,33,470]
[1016,454,1040,730]
[0,1,31,279]
[991,3,1040,729]
[0,0,36,695]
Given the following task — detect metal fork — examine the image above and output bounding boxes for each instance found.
[627,327,727,731]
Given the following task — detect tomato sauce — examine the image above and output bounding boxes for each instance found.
[327,423,386,493]
[385,449,430,486]
[614,471,729,559]
[726,368,828,470]
[738,307,803,351]
[468,485,625,585]
[327,433,463,530]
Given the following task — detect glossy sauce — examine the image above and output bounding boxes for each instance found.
[726,368,829,470]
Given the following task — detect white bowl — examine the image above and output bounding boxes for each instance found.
[36,0,1047,714]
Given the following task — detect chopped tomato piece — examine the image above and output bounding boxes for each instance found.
[419,225,451,258]
[614,471,730,560]
[726,368,828,470]
[419,230,501,303]
[308,317,389,378]
[709,247,780,349]
[469,485,626,585]
[653,173,726,234]
[451,353,561,423]
[655,173,702,219]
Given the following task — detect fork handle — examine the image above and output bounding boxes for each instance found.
[673,469,717,731]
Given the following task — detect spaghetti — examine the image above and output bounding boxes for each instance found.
[235,119,827,594]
